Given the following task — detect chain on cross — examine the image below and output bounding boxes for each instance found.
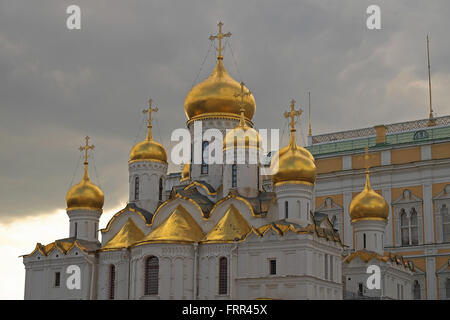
[284,99,302,131]
[79,136,95,165]
[209,21,231,60]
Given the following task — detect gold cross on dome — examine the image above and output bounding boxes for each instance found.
[364,146,370,173]
[79,136,95,164]
[143,99,158,140]
[234,82,251,110]
[284,99,302,131]
[209,21,231,59]
[143,99,158,126]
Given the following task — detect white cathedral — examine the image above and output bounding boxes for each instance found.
[22,23,415,300]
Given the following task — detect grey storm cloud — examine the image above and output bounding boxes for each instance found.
[1,0,450,222]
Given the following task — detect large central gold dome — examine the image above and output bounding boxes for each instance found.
[184,58,256,121]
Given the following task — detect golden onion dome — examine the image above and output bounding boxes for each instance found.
[180,163,190,182]
[66,164,104,211]
[349,171,388,223]
[271,129,317,185]
[184,58,256,121]
[223,109,261,151]
[129,111,167,163]
[130,139,167,163]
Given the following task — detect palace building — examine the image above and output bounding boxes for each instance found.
[22,23,449,300]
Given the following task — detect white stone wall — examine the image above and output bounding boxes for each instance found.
[128,160,168,213]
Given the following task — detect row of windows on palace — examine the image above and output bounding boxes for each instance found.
[325,202,450,245]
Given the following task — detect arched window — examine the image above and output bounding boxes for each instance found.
[218,257,228,295]
[400,209,409,245]
[285,201,289,219]
[145,256,159,295]
[109,265,115,300]
[442,204,450,242]
[134,176,139,200]
[201,141,209,174]
[74,222,78,238]
[413,280,421,300]
[232,164,237,188]
[159,178,163,201]
[363,233,367,249]
[410,208,419,245]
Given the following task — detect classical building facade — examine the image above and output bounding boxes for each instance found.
[22,23,449,300]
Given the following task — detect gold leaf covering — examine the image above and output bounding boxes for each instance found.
[349,171,388,223]
[180,163,190,182]
[139,205,205,243]
[271,128,316,185]
[66,165,104,211]
[101,218,145,250]
[202,205,251,243]
[184,59,255,121]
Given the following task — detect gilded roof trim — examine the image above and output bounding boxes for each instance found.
[209,192,257,219]
[151,193,206,225]
[184,181,219,196]
[101,205,149,233]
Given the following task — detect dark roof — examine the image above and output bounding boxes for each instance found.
[174,186,215,218]
[128,202,153,223]
[239,191,276,215]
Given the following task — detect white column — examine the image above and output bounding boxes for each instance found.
[425,250,437,299]
[343,192,353,248]
[423,183,434,244]
[383,188,393,246]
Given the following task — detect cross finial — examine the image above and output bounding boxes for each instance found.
[209,21,231,60]
[79,136,95,165]
[364,147,370,173]
[284,99,302,132]
[234,82,251,126]
[143,99,159,140]
[426,35,436,126]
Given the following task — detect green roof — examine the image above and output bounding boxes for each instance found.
[307,125,450,157]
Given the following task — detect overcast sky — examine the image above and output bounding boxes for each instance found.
[1,0,450,298]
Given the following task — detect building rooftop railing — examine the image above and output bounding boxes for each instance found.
[311,115,450,145]
[307,117,450,157]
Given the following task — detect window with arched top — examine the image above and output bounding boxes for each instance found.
[442,204,450,242]
[144,256,159,295]
[218,257,228,295]
[413,280,421,300]
[201,141,209,174]
[231,164,237,188]
[410,208,419,245]
[134,176,139,200]
[400,209,409,245]
[159,178,163,201]
[285,201,289,219]
[109,264,115,300]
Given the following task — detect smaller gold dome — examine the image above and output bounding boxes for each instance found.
[271,130,316,185]
[180,163,190,182]
[66,166,104,211]
[349,172,388,223]
[129,118,167,163]
[223,118,261,151]
[130,139,167,163]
